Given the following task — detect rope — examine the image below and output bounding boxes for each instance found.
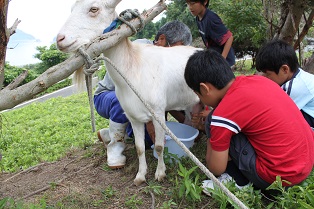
[118,9,145,35]
[78,47,97,132]
[77,8,248,209]
[102,56,249,209]
[77,9,145,133]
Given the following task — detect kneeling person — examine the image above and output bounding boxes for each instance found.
[184,49,314,191]
[256,39,314,128]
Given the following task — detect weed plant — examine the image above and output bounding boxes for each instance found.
[1,91,314,208]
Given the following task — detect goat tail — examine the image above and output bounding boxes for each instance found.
[72,66,86,92]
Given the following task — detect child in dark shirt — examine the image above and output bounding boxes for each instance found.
[186,0,235,66]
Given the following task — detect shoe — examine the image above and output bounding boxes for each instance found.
[97,128,110,147]
[106,120,128,169]
[202,173,249,196]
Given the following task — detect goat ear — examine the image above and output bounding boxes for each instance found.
[106,0,122,8]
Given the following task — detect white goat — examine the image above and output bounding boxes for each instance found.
[56,0,200,186]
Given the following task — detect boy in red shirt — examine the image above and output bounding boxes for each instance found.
[184,49,314,192]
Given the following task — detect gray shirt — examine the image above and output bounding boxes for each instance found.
[94,72,115,95]
[94,39,153,95]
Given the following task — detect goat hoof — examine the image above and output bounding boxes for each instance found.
[155,171,166,182]
[134,174,146,186]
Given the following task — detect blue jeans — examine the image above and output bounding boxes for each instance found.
[94,91,128,124]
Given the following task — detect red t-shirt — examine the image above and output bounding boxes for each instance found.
[210,75,314,185]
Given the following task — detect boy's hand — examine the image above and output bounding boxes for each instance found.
[191,109,211,132]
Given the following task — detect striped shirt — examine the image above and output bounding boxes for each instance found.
[281,68,314,122]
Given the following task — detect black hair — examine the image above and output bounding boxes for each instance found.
[184,49,235,93]
[186,0,209,8]
[255,39,299,74]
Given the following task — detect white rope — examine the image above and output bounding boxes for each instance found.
[102,56,249,209]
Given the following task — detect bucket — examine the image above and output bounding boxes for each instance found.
[153,121,199,159]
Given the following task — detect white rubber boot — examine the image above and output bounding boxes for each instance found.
[97,128,110,147]
[106,120,127,169]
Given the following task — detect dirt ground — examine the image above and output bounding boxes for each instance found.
[0,135,213,209]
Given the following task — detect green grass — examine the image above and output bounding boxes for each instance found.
[234,58,256,76]
[0,92,108,172]
[1,91,314,209]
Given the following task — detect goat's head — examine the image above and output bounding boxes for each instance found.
[56,0,122,52]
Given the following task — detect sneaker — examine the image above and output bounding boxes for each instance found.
[202,173,249,196]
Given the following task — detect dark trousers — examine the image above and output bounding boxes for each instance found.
[205,112,270,190]
[301,110,314,128]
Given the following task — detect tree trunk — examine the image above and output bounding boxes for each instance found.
[293,10,314,50]
[0,1,167,111]
[0,0,9,90]
[275,0,306,44]
[303,53,314,74]
[263,0,279,39]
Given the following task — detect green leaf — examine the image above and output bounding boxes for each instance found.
[185,180,191,195]
[187,166,198,176]
[0,198,8,209]
[298,200,314,209]
[179,184,185,198]
[304,190,314,205]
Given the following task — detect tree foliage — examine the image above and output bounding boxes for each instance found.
[211,0,267,59]
[132,21,157,41]
[133,0,199,41]
[147,0,268,60]
[3,62,37,87]
[3,43,69,88]
[33,43,69,74]
[164,0,199,39]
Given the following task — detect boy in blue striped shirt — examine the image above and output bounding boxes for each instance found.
[256,39,314,128]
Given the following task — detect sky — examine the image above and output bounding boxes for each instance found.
[6,0,165,66]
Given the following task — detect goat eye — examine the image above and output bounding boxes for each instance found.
[89,7,98,13]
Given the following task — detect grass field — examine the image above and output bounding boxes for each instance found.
[1,90,314,209]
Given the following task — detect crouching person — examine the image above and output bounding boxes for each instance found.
[94,20,194,169]
[184,49,314,193]
[256,39,314,128]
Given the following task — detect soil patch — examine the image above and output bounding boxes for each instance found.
[0,136,213,208]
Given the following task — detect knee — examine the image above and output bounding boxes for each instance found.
[136,145,144,156]
[155,145,163,155]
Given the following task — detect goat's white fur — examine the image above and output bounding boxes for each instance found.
[56,0,200,186]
